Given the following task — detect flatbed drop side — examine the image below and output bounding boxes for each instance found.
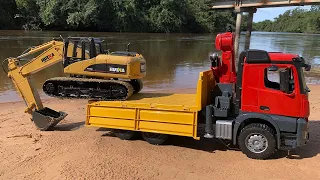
[86,70,214,140]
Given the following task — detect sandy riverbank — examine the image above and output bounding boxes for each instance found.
[0,86,320,179]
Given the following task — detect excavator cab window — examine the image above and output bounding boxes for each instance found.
[79,38,104,59]
[81,41,92,59]
[95,42,104,55]
[63,38,104,67]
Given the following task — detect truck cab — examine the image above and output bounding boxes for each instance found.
[208,33,311,159]
[231,50,310,158]
[240,50,310,118]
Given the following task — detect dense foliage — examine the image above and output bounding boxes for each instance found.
[0,0,236,33]
[253,6,320,34]
[0,0,17,29]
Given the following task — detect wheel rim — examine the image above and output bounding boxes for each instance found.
[245,133,268,154]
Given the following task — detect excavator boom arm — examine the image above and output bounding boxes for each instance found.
[18,41,65,75]
[6,40,68,131]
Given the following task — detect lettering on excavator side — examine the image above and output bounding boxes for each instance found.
[41,53,55,62]
[84,64,127,74]
[109,67,125,73]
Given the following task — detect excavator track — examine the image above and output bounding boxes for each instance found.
[43,77,134,101]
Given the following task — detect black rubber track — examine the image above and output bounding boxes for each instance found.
[43,77,134,101]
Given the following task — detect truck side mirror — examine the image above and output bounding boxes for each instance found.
[304,64,311,71]
[280,68,290,94]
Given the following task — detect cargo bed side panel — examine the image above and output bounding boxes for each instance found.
[86,69,215,140]
[138,109,197,137]
[86,105,199,139]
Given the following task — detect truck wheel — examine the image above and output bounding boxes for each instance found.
[113,129,137,140]
[238,123,276,160]
[130,79,143,94]
[142,132,168,145]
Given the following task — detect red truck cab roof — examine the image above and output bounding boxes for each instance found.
[268,52,299,62]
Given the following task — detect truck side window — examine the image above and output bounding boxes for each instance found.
[264,68,280,90]
[264,67,295,92]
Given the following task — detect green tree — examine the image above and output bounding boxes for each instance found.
[253,7,320,34]
[148,0,187,33]
[65,0,99,29]
[0,0,239,33]
[0,0,17,30]
[209,10,236,33]
[15,0,41,30]
[112,0,150,32]
[36,0,69,29]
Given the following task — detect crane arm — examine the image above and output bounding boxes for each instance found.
[211,32,237,84]
[5,40,68,131]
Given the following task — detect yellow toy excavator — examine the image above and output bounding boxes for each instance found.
[2,37,146,130]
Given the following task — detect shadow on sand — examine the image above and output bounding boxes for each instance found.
[167,136,233,153]
[52,121,85,131]
[97,127,234,153]
[271,120,320,160]
[97,121,320,160]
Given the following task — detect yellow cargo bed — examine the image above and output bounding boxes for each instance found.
[89,93,198,111]
[86,70,215,139]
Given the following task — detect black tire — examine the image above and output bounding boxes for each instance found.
[238,123,276,160]
[141,132,168,145]
[113,129,138,140]
[130,79,143,94]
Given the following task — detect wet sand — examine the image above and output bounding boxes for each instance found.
[0,86,320,179]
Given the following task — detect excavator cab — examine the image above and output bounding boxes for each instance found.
[63,37,104,67]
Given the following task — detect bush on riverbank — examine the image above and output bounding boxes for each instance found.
[0,0,236,33]
[3,1,320,34]
[253,6,320,34]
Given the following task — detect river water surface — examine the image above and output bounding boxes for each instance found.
[1,31,320,102]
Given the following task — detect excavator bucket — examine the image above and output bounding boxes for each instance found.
[32,107,68,131]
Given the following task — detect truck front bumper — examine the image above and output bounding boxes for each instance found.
[281,118,309,150]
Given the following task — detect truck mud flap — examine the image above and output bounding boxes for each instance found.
[32,107,68,131]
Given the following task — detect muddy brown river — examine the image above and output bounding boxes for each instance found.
[1,30,320,102]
